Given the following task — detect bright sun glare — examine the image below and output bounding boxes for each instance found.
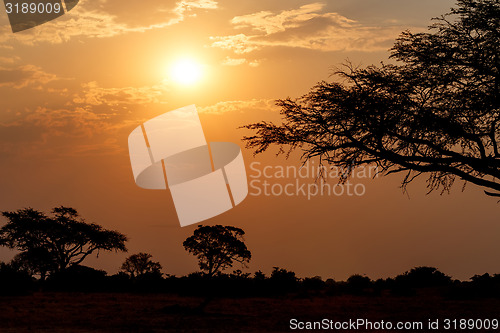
[169,58,202,85]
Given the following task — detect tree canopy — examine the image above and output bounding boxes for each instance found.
[121,252,162,278]
[244,0,500,196]
[0,206,128,279]
[183,225,251,277]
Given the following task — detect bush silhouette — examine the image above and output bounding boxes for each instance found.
[269,267,299,295]
[0,262,34,295]
[46,265,107,292]
[395,266,452,289]
[346,274,373,295]
[121,252,162,279]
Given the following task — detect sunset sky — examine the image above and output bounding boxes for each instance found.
[1,0,498,281]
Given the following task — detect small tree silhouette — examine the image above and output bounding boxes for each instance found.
[0,261,34,295]
[396,266,452,288]
[269,267,299,294]
[183,225,251,277]
[121,252,162,278]
[9,249,57,281]
[347,274,373,294]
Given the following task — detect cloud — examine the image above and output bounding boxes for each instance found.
[221,57,247,66]
[0,96,276,157]
[73,81,169,106]
[0,106,112,152]
[211,34,258,54]
[198,99,276,115]
[0,104,139,157]
[0,0,218,45]
[91,0,218,29]
[210,2,407,53]
[0,65,59,89]
[0,56,20,65]
[248,60,261,67]
[172,0,218,22]
[0,9,132,45]
[22,107,114,135]
[220,57,262,67]
[0,70,171,156]
[231,3,352,35]
[222,57,263,67]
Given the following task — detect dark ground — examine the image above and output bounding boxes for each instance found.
[0,292,499,332]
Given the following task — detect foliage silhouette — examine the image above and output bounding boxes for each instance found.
[254,270,266,281]
[46,265,108,292]
[346,274,373,295]
[121,252,162,278]
[395,266,452,288]
[0,262,34,295]
[269,267,299,295]
[243,0,500,196]
[0,206,128,279]
[183,225,251,277]
[1,260,500,299]
[9,249,56,281]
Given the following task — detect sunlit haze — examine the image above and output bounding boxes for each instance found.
[1,0,497,283]
[169,58,203,85]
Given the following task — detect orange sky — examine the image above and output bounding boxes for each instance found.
[1,0,499,281]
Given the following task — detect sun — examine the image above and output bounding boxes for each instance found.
[169,58,203,85]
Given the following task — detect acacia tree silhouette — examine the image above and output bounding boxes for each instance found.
[183,225,251,277]
[181,225,251,314]
[0,207,128,280]
[121,252,162,278]
[244,0,500,196]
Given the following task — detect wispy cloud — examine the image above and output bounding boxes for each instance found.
[172,0,218,22]
[73,81,169,106]
[211,34,257,54]
[0,65,59,89]
[220,57,261,67]
[0,56,20,65]
[231,3,351,34]
[0,63,171,156]
[198,99,276,114]
[221,57,247,66]
[211,2,406,53]
[0,106,122,155]
[0,94,275,157]
[0,0,218,45]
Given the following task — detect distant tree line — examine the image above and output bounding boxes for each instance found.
[1,207,499,301]
[2,261,500,300]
